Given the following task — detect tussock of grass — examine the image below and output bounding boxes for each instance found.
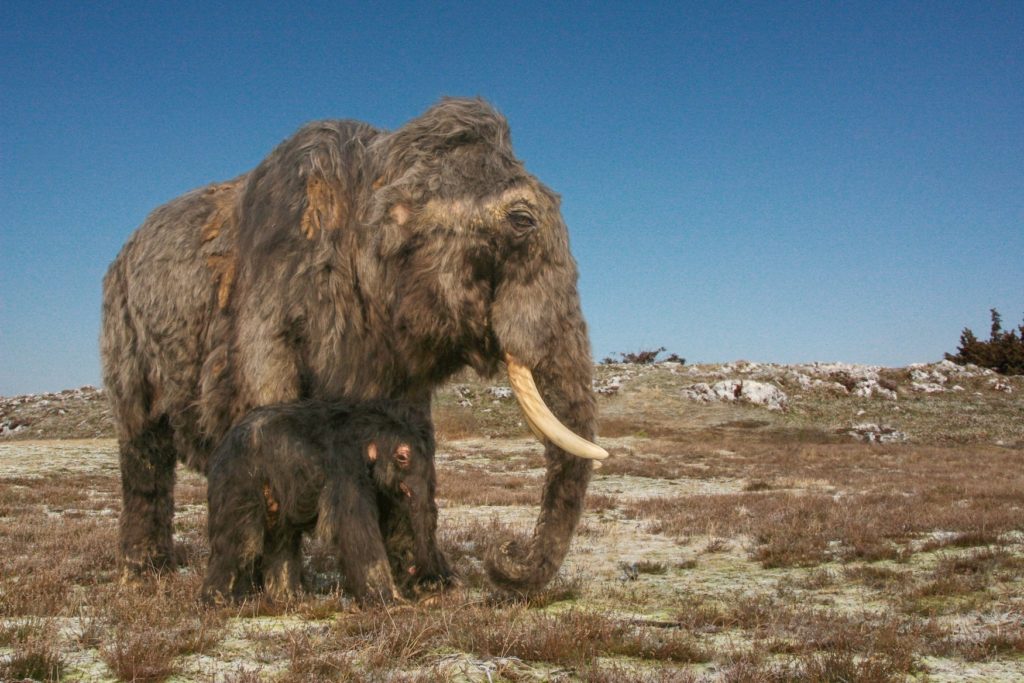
[930,622,1024,662]
[278,626,360,682]
[919,530,1005,552]
[222,667,268,683]
[844,564,913,590]
[901,548,1024,616]
[635,560,669,575]
[0,618,64,682]
[445,606,709,666]
[100,578,226,682]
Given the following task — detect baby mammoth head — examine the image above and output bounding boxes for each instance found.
[365,437,430,501]
[362,419,440,586]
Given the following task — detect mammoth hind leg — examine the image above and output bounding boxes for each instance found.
[118,418,178,572]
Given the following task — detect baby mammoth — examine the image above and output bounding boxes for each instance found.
[201,400,446,604]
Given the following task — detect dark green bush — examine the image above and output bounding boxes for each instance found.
[946,309,1024,375]
[601,347,685,365]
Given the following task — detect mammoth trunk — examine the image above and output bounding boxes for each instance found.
[486,345,598,592]
[410,497,439,580]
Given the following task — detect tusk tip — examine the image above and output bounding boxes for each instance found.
[504,352,608,461]
[582,445,610,460]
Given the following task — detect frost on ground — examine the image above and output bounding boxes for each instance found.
[1,361,1023,681]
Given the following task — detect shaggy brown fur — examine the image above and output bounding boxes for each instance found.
[201,400,442,604]
[102,97,597,590]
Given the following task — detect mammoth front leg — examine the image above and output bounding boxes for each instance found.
[319,482,403,604]
[118,420,177,572]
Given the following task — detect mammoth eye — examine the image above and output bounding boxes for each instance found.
[506,210,537,235]
[394,444,412,468]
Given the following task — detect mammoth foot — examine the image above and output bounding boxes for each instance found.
[261,558,304,603]
[353,559,406,606]
[404,564,460,596]
[119,541,183,576]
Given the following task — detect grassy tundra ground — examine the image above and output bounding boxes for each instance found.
[1,361,1022,681]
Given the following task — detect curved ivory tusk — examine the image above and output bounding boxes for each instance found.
[519,406,603,469]
[520,410,546,442]
[505,354,609,460]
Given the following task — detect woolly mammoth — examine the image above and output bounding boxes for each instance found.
[101,97,606,592]
[202,400,439,604]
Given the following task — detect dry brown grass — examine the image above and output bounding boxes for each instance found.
[437,464,540,507]
[1,366,1022,680]
[333,600,711,669]
[2,443,1022,680]
[618,439,1024,570]
[432,403,483,440]
[0,618,64,682]
[99,576,226,682]
[930,622,1024,661]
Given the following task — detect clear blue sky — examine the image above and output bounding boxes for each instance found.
[2,2,1022,395]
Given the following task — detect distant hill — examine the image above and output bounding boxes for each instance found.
[2,360,1020,447]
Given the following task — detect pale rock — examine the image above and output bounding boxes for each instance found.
[935,359,965,374]
[845,423,907,443]
[910,368,948,385]
[788,371,814,389]
[681,379,788,411]
[852,379,897,400]
[989,379,1013,393]
[594,376,623,395]
[1,421,27,437]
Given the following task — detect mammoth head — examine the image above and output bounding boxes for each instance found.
[367,98,608,464]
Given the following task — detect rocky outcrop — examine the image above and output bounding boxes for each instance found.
[1,386,112,439]
[681,380,789,411]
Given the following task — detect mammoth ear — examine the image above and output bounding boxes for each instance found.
[394,444,411,468]
[366,442,378,463]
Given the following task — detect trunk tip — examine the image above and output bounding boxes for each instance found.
[484,539,557,593]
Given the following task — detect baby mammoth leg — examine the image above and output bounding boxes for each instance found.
[318,481,401,604]
[202,491,264,603]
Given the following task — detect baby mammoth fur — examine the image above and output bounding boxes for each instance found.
[202,400,447,604]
